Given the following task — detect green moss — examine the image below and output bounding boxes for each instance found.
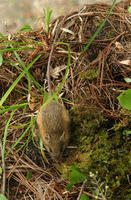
[60,106,130,199]
[108,31,115,38]
[79,69,98,80]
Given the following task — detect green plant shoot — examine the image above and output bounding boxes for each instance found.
[44,8,52,33]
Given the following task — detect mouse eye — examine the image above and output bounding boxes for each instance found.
[60,144,63,152]
[45,133,50,141]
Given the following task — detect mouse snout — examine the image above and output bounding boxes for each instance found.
[46,143,64,161]
[48,149,62,161]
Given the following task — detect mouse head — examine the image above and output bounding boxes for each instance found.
[43,131,67,160]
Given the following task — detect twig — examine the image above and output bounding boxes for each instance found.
[47,22,61,96]
[77,179,87,200]
[0,141,6,195]
[47,19,64,96]
[83,191,100,199]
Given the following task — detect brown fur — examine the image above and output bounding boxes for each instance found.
[37,100,70,160]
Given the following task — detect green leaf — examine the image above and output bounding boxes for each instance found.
[0,194,8,200]
[128,6,131,14]
[80,194,89,200]
[122,130,131,136]
[66,166,87,190]
[117,89,131,110]
[0,54,3,66]
[19,24,32,32]
[124,77,131,83]
[93,188,99,196]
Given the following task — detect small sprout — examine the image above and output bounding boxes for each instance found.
[43,8,52,33]
[19,24,32,32]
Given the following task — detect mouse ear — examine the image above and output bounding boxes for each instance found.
[45,133,50,141]
[60,131,65,141]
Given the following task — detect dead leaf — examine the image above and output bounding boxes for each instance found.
[115,41,124,50]
[50,65,67,78]
[119,59,131,65]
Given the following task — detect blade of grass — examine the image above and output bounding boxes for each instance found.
[13,50,44,93]
[80,0,117,57]
[0,41,45,46]
[44,8,52,33]
[15,132,32,154]
[0,103,28,114]
[40,138,47,162]
[0,54,41,106]
[0,31,42,94]
[0,53,3,66]
[13,51,31,92]
[0,32,8,41]
[6,118,36,157]
[27,73,43,92]
[2,110,16,161]
[40,42,71,109]
[1,30,41,92]
[55,42,71,95]
[1,111,14,195]
[0,46,34,53]
[9,60,43,92]
[11,122,31,128]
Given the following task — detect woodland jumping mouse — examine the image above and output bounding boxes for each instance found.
[37,27,70,160]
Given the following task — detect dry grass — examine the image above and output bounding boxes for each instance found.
[0,2,131,199]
